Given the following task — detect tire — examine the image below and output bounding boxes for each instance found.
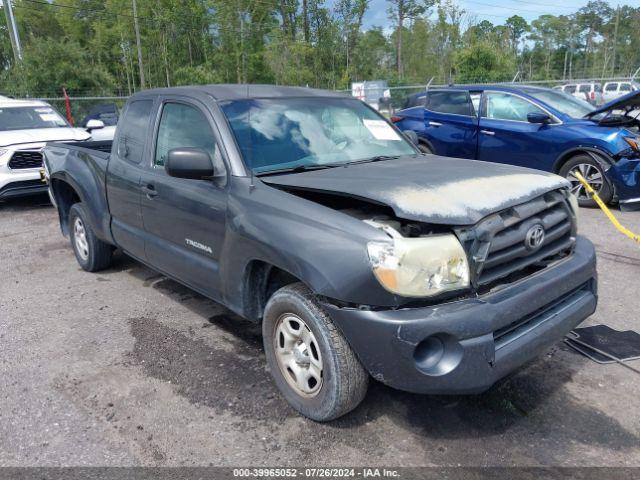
[262,283,369,422]
[68,202,113,272]
[418,142,434,154]
[559,154,613,208]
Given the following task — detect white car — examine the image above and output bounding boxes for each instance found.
[0,98,91,201]
[603,81,640,103]
[558,83,603,106]
[85,119,116,141]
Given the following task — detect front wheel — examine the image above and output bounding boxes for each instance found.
[262,283,369,422]
[559,154,613,207]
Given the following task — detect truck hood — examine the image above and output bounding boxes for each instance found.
[585,90,640,118]
[0,127,91,147]
[262,156,569,225]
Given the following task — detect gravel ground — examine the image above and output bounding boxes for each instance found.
[1,194,639,467]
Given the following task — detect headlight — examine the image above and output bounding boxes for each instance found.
[367,234,470,297]
[623,137,639,152]
[0,149,9,163]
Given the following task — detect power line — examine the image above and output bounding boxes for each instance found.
[460,0,582,15]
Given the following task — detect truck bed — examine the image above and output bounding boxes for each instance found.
[43,141,113,243]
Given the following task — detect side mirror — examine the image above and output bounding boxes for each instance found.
[402,129,419,145]
[86,119,105,131]
[527,112,551,124]
[165,148,213,180]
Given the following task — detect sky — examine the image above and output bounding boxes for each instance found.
[355,0,628,29]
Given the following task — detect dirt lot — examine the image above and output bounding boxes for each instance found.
[1,195,639,467]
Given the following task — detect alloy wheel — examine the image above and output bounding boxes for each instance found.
[566,163,604,201]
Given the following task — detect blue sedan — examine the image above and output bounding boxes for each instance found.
[392,85,640,209]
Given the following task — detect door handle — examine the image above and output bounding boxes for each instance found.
[142,184,158,198]
[480,130,495,136]
[428,121,442,127]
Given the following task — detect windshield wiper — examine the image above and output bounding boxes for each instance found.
[255,164,341,177]
[343,155,403,166]
[256,154,409,176]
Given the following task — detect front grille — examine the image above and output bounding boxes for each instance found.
[8,150,43,170]
[463,190,576,289]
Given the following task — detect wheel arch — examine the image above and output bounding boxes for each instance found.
[417,135,436,154]
[49,176,83,237]
[552,146,615,174]
[241,260,304,322]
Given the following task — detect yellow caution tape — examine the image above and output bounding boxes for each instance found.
[574,171,640,244]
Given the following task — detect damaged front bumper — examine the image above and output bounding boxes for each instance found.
[324,236,597,394]
[610,156,640,210]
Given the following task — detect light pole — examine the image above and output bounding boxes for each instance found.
[2,0,22,63]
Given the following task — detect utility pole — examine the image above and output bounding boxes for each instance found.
[132,0,145,89]
[2,0,22,63]
[611,5,620,77]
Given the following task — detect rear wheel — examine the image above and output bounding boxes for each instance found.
[262,283,369,421]
[418,142,434,154]
[559,154,613,207]
[69,203,113,272]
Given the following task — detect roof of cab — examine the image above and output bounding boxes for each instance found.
[132,84,349,101]
[0,97,51,108]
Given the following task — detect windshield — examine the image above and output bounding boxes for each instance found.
[0,106,68,131]
[221,97,416,174]
[527,90,594,118]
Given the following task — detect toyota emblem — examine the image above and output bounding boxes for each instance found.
[525,224,545,251]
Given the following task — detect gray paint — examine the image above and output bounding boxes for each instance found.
[264,155,569,225]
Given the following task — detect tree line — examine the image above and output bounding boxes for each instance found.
[0,0,638,98]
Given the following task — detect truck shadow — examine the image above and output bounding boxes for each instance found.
[0,193,52,211]
[117,255,639,459]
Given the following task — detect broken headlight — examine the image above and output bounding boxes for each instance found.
[367,234,470,297]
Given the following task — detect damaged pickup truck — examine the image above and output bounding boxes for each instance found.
[43,85,597,421]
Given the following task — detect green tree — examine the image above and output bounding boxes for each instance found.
[2,37,115,97]
[505,15,528,54]
[454,41,515,83]
[387,0,435,78]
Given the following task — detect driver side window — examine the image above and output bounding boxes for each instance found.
[154,102,224,173]
[483,92,546,122]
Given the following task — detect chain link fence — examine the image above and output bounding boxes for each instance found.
[12,73,638,126]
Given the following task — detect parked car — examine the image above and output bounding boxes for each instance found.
[81,103,118,141]
[0,98,91,201]
[85,119,116,141]
[43,85,597,421]
[558,82,603,106]
[392,85,640,209]
[603,81,640,103]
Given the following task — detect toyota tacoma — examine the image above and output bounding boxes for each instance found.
[43,85,597,421]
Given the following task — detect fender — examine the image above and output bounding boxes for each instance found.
[553,145,616,173]
[218,178,397,315]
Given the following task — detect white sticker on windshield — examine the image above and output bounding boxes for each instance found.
[363,119,401,141]
[35,108,53,113]
[39,113,59,122]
